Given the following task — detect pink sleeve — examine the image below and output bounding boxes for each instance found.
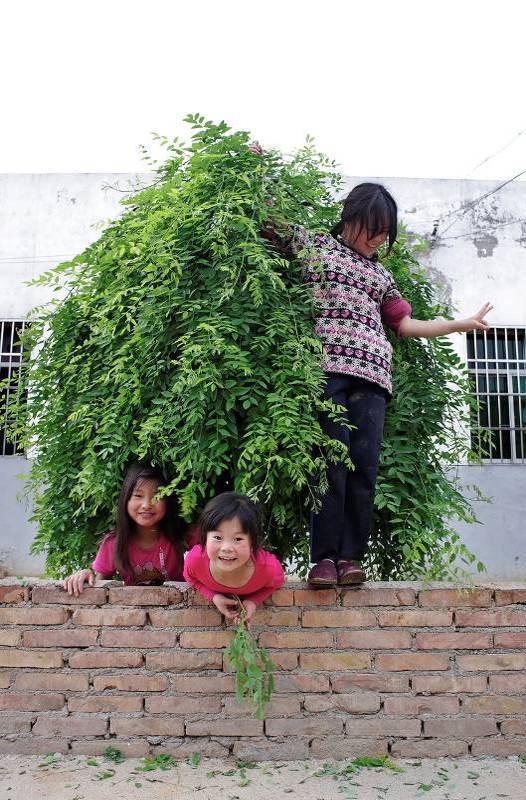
[183,546,216,602]
[92,535,117,577]
[381,297,412,336]
[244,553,285,606]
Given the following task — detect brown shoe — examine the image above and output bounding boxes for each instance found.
[337,559,366,585]
[308,559,337,586]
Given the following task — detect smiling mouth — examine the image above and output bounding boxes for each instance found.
[218,556,236,561]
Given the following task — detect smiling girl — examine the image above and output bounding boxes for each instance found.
[183,492,285,624]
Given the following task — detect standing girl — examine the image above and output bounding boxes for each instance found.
[256,160,492,586]
[184,492,285,624]
[63,463,188,594]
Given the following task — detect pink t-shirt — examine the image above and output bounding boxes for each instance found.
[183,544,285,606]
[92,532,184,585]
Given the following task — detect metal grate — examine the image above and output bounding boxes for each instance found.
[467,327,526,464]
[0,320,27,456]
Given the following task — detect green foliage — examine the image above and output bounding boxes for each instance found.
[4,113,482,580]
[369,231,485,580]
[225,603,276,719]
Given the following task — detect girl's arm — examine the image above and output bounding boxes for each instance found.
[242,555,285,607]
[398,302,493,339]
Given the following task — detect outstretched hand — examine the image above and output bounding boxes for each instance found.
[456,302,493,333]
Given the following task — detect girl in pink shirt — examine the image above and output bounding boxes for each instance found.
[184,492,285,624]
[63,463,189,595]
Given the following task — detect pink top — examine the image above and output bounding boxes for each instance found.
[381,297,412,336]
[92,532,184,585]
[183,544,285,605]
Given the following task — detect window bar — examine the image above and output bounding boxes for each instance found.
[484,329,492,462]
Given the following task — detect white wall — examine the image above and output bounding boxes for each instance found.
[1,173,525,577]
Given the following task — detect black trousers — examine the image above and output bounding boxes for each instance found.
[311,374,387,563]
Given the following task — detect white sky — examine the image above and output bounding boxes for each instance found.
[2,0,526,181]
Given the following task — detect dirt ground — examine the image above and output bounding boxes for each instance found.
[1,752,526,800]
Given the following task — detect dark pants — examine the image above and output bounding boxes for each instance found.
[311,374,387,563]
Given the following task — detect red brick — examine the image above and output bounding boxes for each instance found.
[495,588,526,605]
[384,696,460,715]
[310,737,388,759]
[300,651,370,671]
[304,693,380,714]
[146,696,221,714]
[108,585,182,605]
[424,717,496,737]
[93,674,169,692]
[234,739,309,761]
[336,630,411,649]
[412,675,487,694]
[471,737,525,756]
[346,718,421,737]
[342,586,416,607]
[0,608,69,625]
[100,629,176,648]
[391,738,468,758]
[500,719,526,735]
[186,718,263,736]
[252,608,300,627]
[147,650,222,672]
[0,630,20,646]
[23,629,97,648]
[0,693,64,711]
[456,608,526,626]
[458,654,526,671]
[259,631,334,649]
[332,674,409,693]
[110,717,184,736]
[0,671,11,688]
[294,588,338,606]
[0,586,29,603]
[14,673,89,691]
[265,588,294,606]
[302,609,377,627]
[69,650,143,668]
[68,695,143,712]
[32,586,106,605]
[72,607,147,626]
[154,740,229,758]
[494,632,526,648]
[265,651,298,670]
[33,716,108,736]
[491,674,526,692]
[275,673,330,693]
[0,737,69,754]
[378,609,453,627]
[266,716,343,736]
[180,631,233,649]
[416,632,491,649]
[463,695,526,714]
[148,608,221,627]
[376,653,449,671]
[0,650,62,668]
[171,675,235,693]
[222,695,301,717]
[1,714,33,734]
[419,588,492,608]
[70,739,149,757]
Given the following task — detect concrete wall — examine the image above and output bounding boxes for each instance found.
[1,173,525,578]
[0,458,44,576]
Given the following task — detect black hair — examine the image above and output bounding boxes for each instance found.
[112,462,185,576]
[331,182,398,254]
[198,492,262,553]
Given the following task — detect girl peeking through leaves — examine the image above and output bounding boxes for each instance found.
[251,143,493,587]
[184,492,285,625]
[63,463,193,594]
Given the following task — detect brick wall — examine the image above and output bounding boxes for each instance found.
[1,579,526,760]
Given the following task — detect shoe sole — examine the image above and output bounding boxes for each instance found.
[308,577,337,587]
[338,571,366,585]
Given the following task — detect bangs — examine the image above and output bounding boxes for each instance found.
[332,182,398,251]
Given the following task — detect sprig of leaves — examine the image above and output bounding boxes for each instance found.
[225,602,276,719]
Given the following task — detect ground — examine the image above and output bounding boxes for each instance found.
[1,753,525,800]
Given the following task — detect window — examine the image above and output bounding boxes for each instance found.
[467,327,526,463]
[0,320,28,456]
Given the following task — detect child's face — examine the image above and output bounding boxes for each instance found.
[343,222,389,257]
[127,479,167,529]
[206,516,252,570]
